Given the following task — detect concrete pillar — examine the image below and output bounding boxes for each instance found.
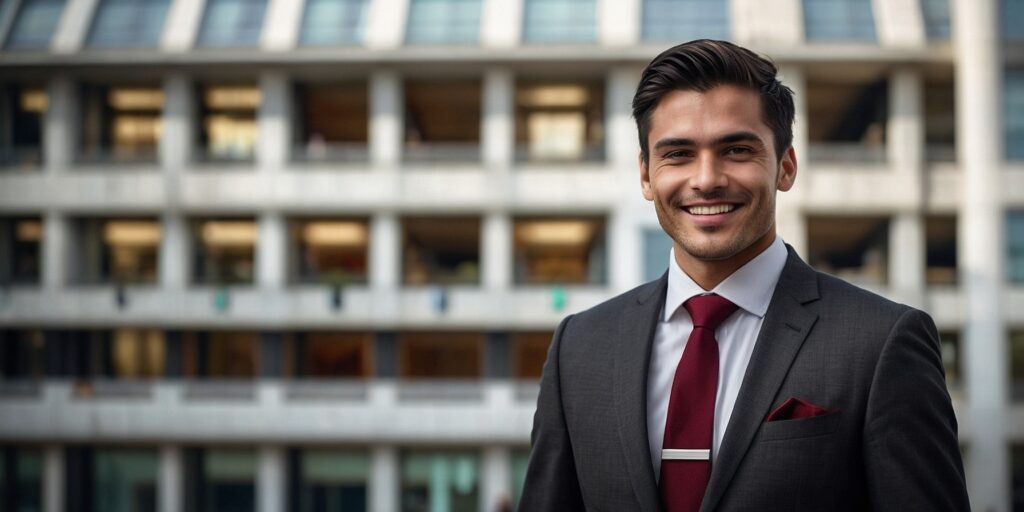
[872,0,926,46]
[261,0,304,51]
[731,0,804,45]
[51,0,99,53]
[890,212,925,306]
[369,446,399,512]
[482,69,514,168]
[257,446,286,512]
[44,77,76,172]
[364,0,409,49]
[161,0,206,51]
[160,214,189,288]
[158,445,183,512]
[257,212,287,289]
[606,67,641,168]
[43,445,63,512]
[369,71,403,168]
[609,208,639,293]
[481,447,512,512]
[597,0,640,46]
[370,213,400,289]
[953,0,1007,509]
[161,74,195,170]
[482,213,511,290]
[258,72,292,171]
[888,68,925,188]
[42,212,68,290]
[776,65,807,257]
[481,0,522,47]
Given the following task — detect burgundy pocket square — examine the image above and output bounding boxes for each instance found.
[766,397,835,422]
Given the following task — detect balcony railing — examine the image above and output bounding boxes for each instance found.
[514,142,604,165]
[77,148,159,166]
[808,142,887,163]
[403,142,481,164]
[292,142,370,164]
[0,146,43,170]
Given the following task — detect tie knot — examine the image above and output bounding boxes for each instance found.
[684,294,738,330]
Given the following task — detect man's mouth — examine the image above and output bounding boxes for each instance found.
[685,204,738,215]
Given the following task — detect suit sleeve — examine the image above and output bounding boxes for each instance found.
[518,314,586,512]
[863,308,970,511]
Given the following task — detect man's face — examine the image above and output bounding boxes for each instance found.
[640,85,796,271]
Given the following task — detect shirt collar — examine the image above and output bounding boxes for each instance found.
[663,235,788,322]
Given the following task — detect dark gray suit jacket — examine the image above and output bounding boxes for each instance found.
[520,247,969,511]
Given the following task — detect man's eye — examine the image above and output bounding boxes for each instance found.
[664,150,692,159]
[727,146,754,155]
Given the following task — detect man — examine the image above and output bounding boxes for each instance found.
[519,40,969,511]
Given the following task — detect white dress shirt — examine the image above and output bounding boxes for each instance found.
[647,235,788,479]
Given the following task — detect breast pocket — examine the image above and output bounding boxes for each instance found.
[758,411,842,442]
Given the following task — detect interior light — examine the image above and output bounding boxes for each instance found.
[15,220,42,241]
[109,89,164,110]
[202,221,257,247]
[517,220,594,246]
[303,221,368,247]
[205,87,261,109]
[518,85,588,108]
[20,90,47,112]
[104,221,161,246]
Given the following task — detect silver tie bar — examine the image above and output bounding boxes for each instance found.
[662,449,710,461]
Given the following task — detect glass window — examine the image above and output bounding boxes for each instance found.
[94,448,158,512]
[0,217,42,285]
[198,85,260,163]
[802,0,877,41]
[925,215,957,285]
[513,217,606,285]
[924,76,956,162]
[510,449,530,510]
[183,331,259,378]
[1012,331,1024,401]
[186,448,256,512]
[401,451,479,512]
[79,86,163,163]
[0,330,45,379]
[642,0,729,41]
[72,218,161,284]
[521,0,596,43]
[512,332,551,379]
[291,219,369,284]
[300,0,369,45]
[0,446,43,512]
[402,217,480,285]
[288,332,371,378]
[642,228,672,282]
[939,330,960,391]
[1007,71,1024,161]
[289,449,369,512]
[920,0,950,40]
[404,80,481,163]
[0,86,46,169]
[807,215,890,287]
[5,0,66,49]
[196,0,267,47]
[405,0,481,44]
[293,83,368,162]
[400,332,482,378]
[807,74,888,163]
[515,81,604,163]
[1004,0,1024,40]
[109,329,165,378]
[87,0,171,48]
[1009,211,1024,282]
[191,218,257,285]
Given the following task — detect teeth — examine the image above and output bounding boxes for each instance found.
[688,204,736,215]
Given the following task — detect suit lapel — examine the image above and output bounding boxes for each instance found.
[614,274,667,512]
[700,248,820,512]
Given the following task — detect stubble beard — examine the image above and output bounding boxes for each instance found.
[654,192,776,263]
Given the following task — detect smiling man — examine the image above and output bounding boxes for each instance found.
[519,40,969,511]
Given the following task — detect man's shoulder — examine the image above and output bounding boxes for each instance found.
[567,275,666,327]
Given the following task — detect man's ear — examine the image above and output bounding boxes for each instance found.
[640,152,654,201]
[777,146,797,192]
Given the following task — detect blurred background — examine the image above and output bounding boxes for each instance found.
[0,0,1020,510]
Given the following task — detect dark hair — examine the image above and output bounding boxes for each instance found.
[632,39,795,163]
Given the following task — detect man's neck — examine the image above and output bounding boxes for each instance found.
[675,231,778,291]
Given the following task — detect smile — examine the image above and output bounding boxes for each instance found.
[685,204,737,215]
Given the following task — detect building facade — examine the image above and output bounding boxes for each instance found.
[0,0,1021,510]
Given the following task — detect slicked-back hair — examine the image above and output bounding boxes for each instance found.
[632,39,795,164]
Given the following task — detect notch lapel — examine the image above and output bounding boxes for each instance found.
[614,274,667,512]
[700,249,820,512]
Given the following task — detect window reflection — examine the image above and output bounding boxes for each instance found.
[291,219,369,284]
[185,447,256,512]
[515,82,604,163]
[289,449,369,512]
[513,217,606,285]
[80,85,163,163]
[73,218,160,284]
[198,86,260,162]
[93,447,159,512]
[401,451,479,512]
[191,219,257,285]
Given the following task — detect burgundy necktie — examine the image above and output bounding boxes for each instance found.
[659,294,738,512]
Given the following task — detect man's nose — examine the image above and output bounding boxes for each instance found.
[690,153,728,191]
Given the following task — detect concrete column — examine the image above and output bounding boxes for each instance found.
[370,213,400,289]
[776,65,807,257]
[606,67,641,168]
[731,0,804,45]
[369,71,403,168]
[51,0,99,53]
[161,0,206,51]
[481,447,512,512]
[42,212,68,290]
[364,0,409,48]
[43,445,63,512]
[890,212,925,306]
[597,0,640,46]
[482,213,511,290]
[888,68,925,190]
[482,69,514,168]
[257,446,286,512]
[261,0,304,51]
[872,0,926,46]
[258,72,292,171]
[161,74,195,170]
[257,212,287,289]
[608,207,639,293]
[953,0,1007,510]
[158,445,183,512]
[44,77,77,172]
[369,446,399,512]
[160,214,189,288]
[481,0,522,47]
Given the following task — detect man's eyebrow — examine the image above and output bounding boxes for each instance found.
[652,131,765,151]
